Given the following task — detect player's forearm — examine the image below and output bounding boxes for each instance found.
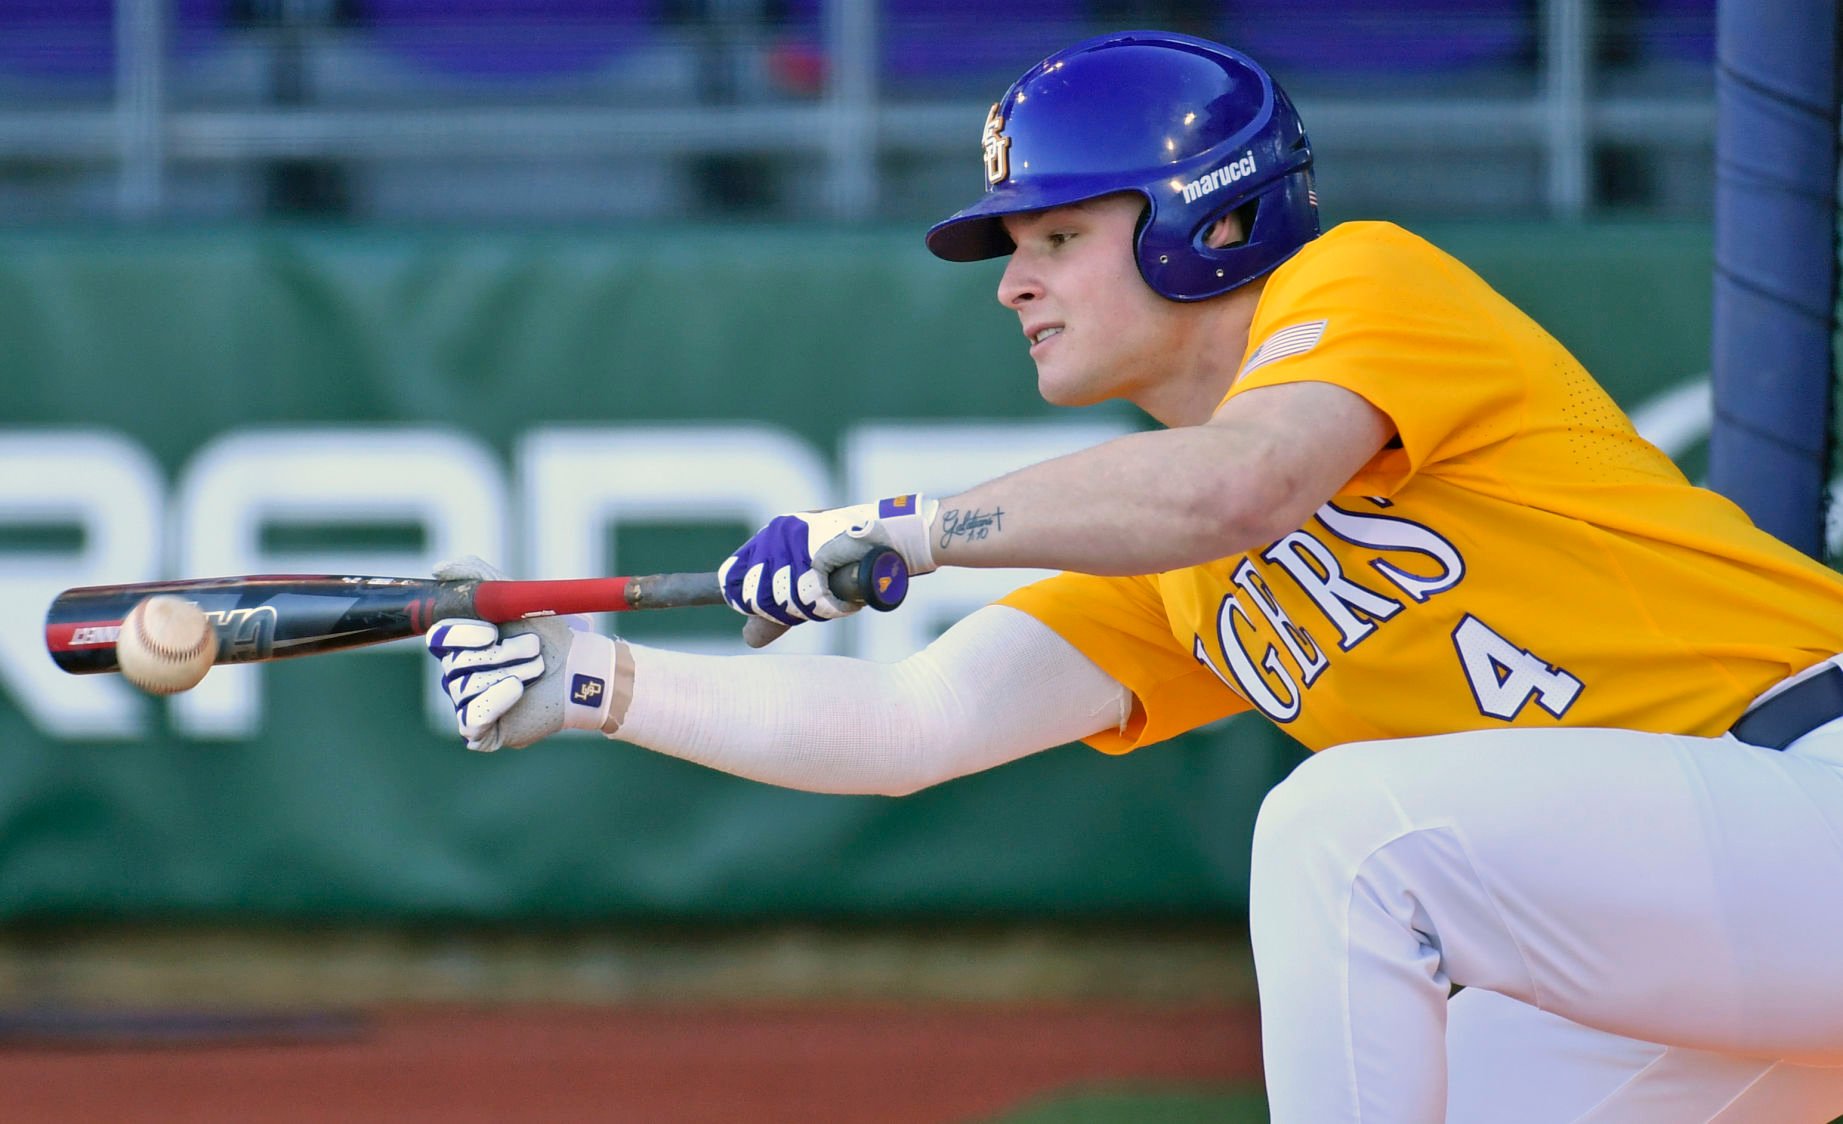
[930,426,1297,574]
[607,607,1129,796]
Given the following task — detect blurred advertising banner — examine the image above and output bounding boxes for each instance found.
[0,224,1713,922]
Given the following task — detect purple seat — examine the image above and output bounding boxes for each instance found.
[1219,0,1534,75]
[882,0,1087,84]
[0,0,225,80]
[775,0,1089,94]
[1635,0,1714,64]
[361,0,657,81]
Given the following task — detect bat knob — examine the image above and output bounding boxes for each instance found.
[830,546,909,612]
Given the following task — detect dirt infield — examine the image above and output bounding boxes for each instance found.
[1,1003,1262,1123]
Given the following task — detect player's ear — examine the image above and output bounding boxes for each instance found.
[1204,205,1252,249]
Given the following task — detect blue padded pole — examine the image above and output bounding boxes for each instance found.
[1708,0,1841,558]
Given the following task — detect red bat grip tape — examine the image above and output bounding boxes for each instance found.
[471,578,634,621]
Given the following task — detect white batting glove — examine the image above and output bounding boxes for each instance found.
[813,495,938,580]
[718,494,938,648]
[426,557,620,752]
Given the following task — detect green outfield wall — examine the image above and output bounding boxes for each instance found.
[0,222,1714,922]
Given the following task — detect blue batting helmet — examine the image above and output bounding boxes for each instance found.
[924,30,1319,302]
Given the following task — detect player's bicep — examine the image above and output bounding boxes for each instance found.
[1207,379,1395,526]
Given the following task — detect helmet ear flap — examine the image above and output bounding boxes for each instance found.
[1160,166,1318,300]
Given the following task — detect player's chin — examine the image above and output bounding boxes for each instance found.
[1035,367,1110,408]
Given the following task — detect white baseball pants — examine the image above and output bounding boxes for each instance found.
[1249,710,1843,1122]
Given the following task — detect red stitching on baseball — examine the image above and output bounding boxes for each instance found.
[133,602,214,663]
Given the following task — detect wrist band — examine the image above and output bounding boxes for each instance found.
[562,631,619,732]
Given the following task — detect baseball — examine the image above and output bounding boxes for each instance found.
[117,595,218,695]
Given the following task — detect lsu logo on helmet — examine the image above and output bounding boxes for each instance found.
[982,103,1010,186]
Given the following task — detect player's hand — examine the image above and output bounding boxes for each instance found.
[426,557,620,752]
[719,495,938,648]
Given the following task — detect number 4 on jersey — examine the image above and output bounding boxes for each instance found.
[1451,614,1583,721]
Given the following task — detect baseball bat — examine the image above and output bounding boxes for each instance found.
[44,548,910,676]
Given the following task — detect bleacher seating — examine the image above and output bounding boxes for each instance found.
[777,0,1093,96]
[0,0,1720,224]
[1634,0,1714,64]
[0,0,225,83]
[1217,0,1535,77]
[357,0,657,81]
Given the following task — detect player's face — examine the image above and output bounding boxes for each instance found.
[996,194,1198,411]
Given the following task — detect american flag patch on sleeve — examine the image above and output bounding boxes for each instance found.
[1241,319,1329,376]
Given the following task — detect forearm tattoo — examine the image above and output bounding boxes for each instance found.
[938,506,1005,549]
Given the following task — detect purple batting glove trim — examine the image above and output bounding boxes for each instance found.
[439,652,536,691]
[722,515,823,627]
[877,494,919,520]
[427,620,489,655]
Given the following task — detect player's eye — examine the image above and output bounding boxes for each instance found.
[1045,231,1076,248]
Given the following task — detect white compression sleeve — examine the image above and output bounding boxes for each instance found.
[613,605,1132,796]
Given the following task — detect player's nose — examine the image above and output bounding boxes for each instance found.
[997,254,1039,309]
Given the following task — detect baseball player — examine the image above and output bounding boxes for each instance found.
[428,31,1843,1122]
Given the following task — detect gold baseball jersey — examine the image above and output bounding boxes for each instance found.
[1001,221,1843,754]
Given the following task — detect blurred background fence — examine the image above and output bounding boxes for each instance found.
[0,223,1715,928]
[0,0,1715,225]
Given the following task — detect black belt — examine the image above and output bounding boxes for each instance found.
[1729,664,1843,750]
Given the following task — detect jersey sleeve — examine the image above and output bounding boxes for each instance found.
[1224,224,1531,496]
[997,571,1251,754]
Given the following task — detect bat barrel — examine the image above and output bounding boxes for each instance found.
[45,575,438,674]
